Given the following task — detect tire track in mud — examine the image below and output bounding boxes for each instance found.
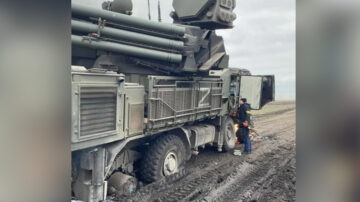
[150,158,239,202]
[249,156,296,202]
[114,103,296,202]
[118,157,236,202]
[115,168,187,202]
[201,161,256,201]
[186,143,295,202]
[121,142,295,202]
[216,146,295,202]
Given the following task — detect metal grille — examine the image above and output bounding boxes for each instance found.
[79,87,117,137]
[150,88,193,120]
[211,87,222,108]
[148,77,223,129]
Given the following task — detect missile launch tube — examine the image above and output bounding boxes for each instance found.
[71,35,182,63]
[72,3,186,36]
[72,20,184,51]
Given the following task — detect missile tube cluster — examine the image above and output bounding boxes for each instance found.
[71,3,185,63]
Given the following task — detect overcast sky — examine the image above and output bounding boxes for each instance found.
[73,0,295,100]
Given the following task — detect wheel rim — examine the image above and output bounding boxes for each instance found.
[163,151,178,176]
[225,123,235,143]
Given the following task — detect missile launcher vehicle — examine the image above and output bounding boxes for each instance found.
[71,0,274,201]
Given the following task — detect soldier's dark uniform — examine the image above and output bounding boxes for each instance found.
[238,99,252,154]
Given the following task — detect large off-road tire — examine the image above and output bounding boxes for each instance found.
[140,134,185,183]
[222,117,236,152]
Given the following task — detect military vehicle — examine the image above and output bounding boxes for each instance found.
[71,0,274,201]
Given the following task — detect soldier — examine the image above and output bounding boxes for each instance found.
[238,98,252,154]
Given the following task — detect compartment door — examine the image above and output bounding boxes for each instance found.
[239,76,263,110]
[124,85,145,137]
[261,75,275,107]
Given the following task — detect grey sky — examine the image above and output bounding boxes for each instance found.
[73,0,296,99]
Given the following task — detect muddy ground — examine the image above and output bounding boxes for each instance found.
[112,101,296,202]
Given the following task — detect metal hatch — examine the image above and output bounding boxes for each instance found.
[240,75,275,110]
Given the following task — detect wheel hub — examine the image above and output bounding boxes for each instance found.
[163,152,178,176]
[226,126,233,140]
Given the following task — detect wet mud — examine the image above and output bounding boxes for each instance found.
[111,101,296,202]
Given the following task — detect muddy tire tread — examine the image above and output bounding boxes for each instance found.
[140,134,185,183]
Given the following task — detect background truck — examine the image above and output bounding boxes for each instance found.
[71,0,275,201]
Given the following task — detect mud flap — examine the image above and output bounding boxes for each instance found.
[240,75,275,110]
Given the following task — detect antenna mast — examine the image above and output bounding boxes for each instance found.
[158,0,162,22]
[147,0,151,20]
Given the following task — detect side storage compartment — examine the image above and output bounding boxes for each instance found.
[124,83,145,137]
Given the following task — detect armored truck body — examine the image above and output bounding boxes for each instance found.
[71,1,274,201]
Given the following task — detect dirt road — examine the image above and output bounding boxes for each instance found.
[115,101,296,202]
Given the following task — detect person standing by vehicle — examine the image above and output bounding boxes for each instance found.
[238,98,252,154]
